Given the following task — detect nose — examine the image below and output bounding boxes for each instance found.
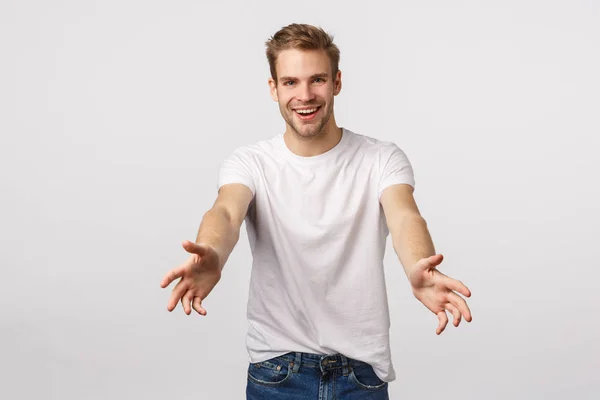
[296,82,316,103]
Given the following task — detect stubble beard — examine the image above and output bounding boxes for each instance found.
[281,100,333,140]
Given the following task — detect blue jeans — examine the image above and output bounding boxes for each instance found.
[246,351,389,399]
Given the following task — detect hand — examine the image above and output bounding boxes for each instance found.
[160,240,222,316]
[408,254,472,335]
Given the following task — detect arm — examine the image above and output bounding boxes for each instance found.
[195,183,254,271]
[380,183,472,334]
[160,183,253,315]
[379,183,434,277]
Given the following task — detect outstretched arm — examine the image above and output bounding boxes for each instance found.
[160,183,253,315]
[380,183,472,334]
[194,183,254,270]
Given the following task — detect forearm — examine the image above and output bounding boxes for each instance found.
[195,207,241,270]
[391,215,436,278]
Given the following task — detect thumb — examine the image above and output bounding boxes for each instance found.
[182,240,209,256]
[419,254,443,270]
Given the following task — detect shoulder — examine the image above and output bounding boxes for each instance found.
[220,135,281,169]
[343,128,409,159]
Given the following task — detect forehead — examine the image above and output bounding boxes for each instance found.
[275,49,331,78]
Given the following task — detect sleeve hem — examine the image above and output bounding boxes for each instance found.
[378,180,415,201]
[217,178,256,196]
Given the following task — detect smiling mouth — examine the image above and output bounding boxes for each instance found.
[293,106,321,119]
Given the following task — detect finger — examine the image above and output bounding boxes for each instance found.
[160,266,185,288]
[182,240,209,256]
[445,303,461,327]
[192,297,207,316]
[443,276,471,298]
[448,292,473,322]
[167,278,188,312]
[181,290,194,315]
[436,310,448,335]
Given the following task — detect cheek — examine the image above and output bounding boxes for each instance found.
[277,93,292,107]
[318,88,333,100]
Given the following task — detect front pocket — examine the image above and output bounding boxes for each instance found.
[348,363,388,390]
[247,359,292,386]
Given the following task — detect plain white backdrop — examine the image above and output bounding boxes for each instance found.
[1,0,599,399]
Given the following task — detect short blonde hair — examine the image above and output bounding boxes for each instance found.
[265,23,340,82]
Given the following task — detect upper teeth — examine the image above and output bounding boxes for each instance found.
[296,108,318,114]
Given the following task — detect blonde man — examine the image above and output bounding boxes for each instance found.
[161,23,473,399]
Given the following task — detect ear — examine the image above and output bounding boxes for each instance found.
[268,78,279,102]
[333,70,342,96]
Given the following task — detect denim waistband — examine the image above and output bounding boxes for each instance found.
[273,352,368,376]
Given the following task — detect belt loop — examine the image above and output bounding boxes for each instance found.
[341,354,349,377]
[291,352,301,373]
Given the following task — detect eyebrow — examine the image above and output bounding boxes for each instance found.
[279,73,329,82]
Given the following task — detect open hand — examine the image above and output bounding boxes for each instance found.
[160,240,222,316]
[408,254,472,335]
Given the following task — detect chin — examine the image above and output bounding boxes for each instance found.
[295,126,321,137]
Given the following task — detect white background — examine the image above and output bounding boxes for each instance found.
[1,0,599,399]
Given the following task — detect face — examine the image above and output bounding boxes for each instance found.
[269,49,342,139]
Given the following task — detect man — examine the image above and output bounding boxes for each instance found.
[160,23,472,399]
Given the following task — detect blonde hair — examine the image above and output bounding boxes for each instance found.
[265,23,340,81]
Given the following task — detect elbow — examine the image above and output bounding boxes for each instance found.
[400,213,426,228]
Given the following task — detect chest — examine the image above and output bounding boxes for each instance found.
[255,159,379,228]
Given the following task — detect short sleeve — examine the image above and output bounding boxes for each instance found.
[377,143,415,200]
[217,148,256,196]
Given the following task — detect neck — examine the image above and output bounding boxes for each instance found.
[283,117,342,157]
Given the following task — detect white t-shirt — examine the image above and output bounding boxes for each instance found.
[217,127,415,382]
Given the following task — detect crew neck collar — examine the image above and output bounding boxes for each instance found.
[278,127,350,164]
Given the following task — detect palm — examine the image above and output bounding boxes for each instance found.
[409,254,473,335]
[160,240,222,316]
